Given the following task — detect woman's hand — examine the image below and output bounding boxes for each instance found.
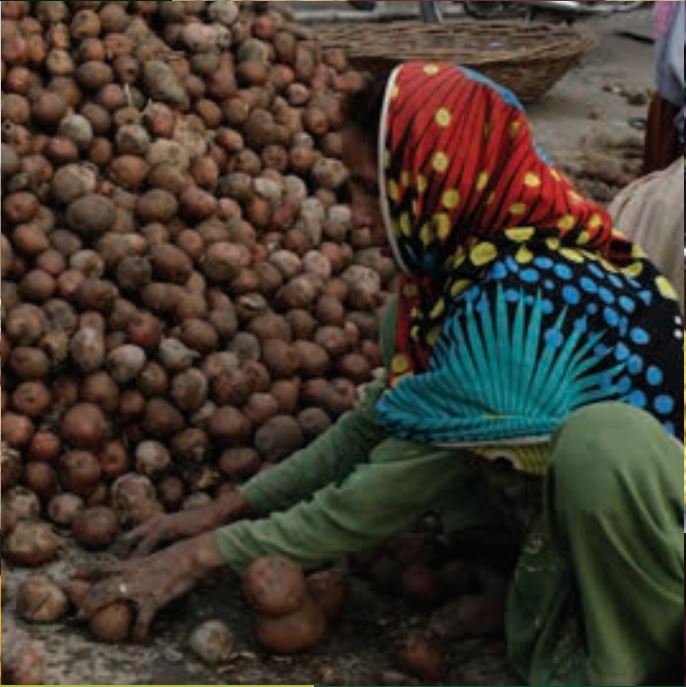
[75,533,227,643]
[116,491,251,558]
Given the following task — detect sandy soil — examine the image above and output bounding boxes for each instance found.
[1,8,657,686]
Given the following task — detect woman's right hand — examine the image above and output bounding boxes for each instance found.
[116,491,250,559]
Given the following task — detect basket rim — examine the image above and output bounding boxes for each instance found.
[317,19,597,67]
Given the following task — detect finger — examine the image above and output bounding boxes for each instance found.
[73,567,108,581]
[132,604,157,644]
[113,526,150,558]
[112,537,141,560]
[76,579,128,622]
[120,523,152,545]
[122,522,150,540]
[73,562,128,581]
[132,534,161,559]
[112,542,132,560]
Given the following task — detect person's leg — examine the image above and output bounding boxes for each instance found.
[507,402,683,686]
[552,403,682,685]
[643,94,680,175]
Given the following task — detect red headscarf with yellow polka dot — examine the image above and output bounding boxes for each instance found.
[379,62,635,383]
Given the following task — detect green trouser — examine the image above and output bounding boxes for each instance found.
[507,403,683,686]
[215,386,683,685]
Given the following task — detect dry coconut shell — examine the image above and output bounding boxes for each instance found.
[254,595,327,655]
[188,619,236,665]
[3,520,60,566]
[89,602,133,643]
[16,573,69,623]
[394,630,445,682]
[242,556,306,616]
[3,640,45,685]
[71,506,119,550]
[306,569,347,622]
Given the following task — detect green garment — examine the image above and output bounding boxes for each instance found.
[215,396,682,685]
[506,403,683,686]
[214,303,683,685]
[222,380,508,569]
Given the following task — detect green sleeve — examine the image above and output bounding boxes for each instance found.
[237,380,389,515]
[215,437,471,573]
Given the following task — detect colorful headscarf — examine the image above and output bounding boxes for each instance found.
[375,63,683,469]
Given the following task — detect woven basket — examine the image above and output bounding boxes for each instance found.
[317,20,597,103]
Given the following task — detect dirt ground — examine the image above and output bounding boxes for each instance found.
[2,8,657,686]
[3,541,515,686]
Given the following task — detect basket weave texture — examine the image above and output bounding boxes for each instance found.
[317,20,597,102]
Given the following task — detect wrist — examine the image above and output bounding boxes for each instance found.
[215,490,252,523]
[189,533,227,574]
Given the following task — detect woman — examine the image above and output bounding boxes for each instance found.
[609,156,685,312]
[75,64,684,686]
[643,0,684,174]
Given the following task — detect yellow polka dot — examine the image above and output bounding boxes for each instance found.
[470,242,498,267]
[442,189,460,210]
[623,262,644,278]
[656,275,677,300]
[476,171,490,192]
[426,326,441,347]
[577,230,591,245]
[510,202,527,216]
[560,248,584,263]
[419,223,432,245]
[506,227,534,243]
[516,246,534,264]
[401,170,411,188]
[424,64,440,76]
[417,175,428,194]
[509,121,522,138]
[410,326,420,341]
[391,354,410,375]
[599,258,619,274]
[391,84,400,100]
[557,214,575,231]
[432,152,449,174]
[450,279,472,297]
[612,227,626,240]
[388,179,400,202]
[631,243,646,259]
[588,213,603,229]
[429,299,446,320]
[399,213,412,237]
[434,213,451,241]
[546,237,561,251]
[435,108,452,128]
[524,172,541,188]
[486,192,496,206]
[403,283,418,298]
[452,249,467,270]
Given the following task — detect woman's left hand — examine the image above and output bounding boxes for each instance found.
[74,533,227,643]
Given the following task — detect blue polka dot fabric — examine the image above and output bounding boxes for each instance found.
[377,229,684,449]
